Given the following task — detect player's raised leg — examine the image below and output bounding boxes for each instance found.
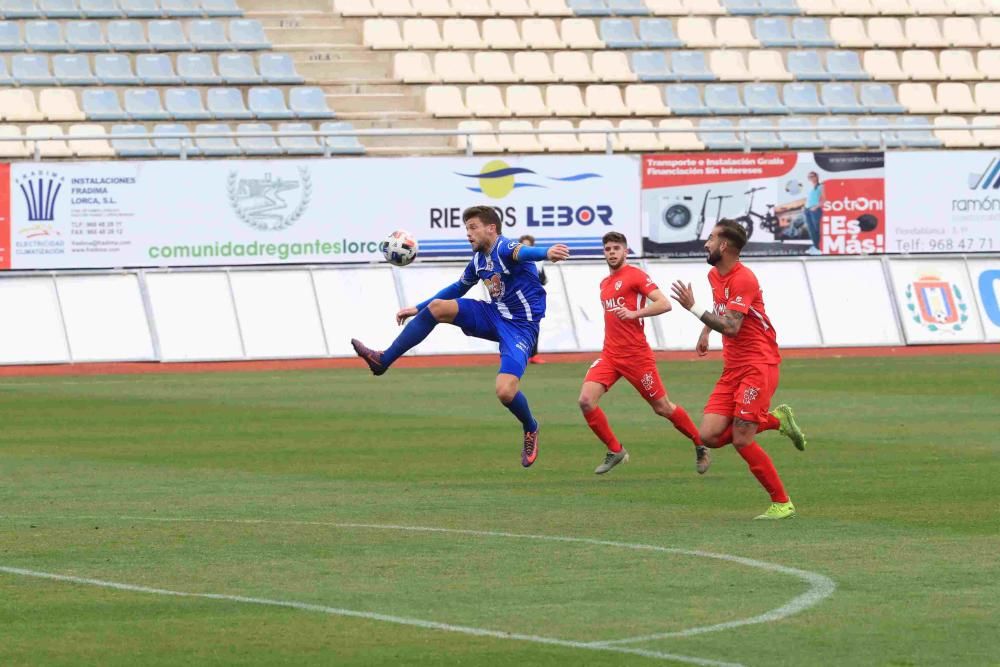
[771,403,807,451]
[579,379,629,475]
[351,299,459,376]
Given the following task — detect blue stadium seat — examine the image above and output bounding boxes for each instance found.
[860,83,905,113]
[821,83,864,113]
[229,19,270,49]
[136,53,181,84]
[744,83,787,114]
[119,0,160,17]
[259,53,304,84]
[817,117,864,148]
[792,17,834,48]
[54,53,98,84]
[704,83,748,114]
[290,86,334,119]
[80,0,121,17]
[189,19,229,49]
[637,18,681,48]
[600,18,642,48]
[248,86,293,119]
[165,87,211,119]
[2,0,43,18]
[755,18,795,47]
[698,118,743,150]
[0,56,12,85]
[39,0,82,18]
[111,123,157,156]
[107,20,148,50]
[218,52,261,84]
[856,116,901,148]
[760,0,799,14]
[631,51,670,81]
[83,88,128,119]
[13,54,55,84]
[177,53,221,84]
[206,86,252,118]
[567,0,611,15]
[201,0,242,16]
[66,20,108,50]
[783,82,825,113]
[778,117,824,149]
[665,83,709,114]
[277,121,323,155]
[25,20,64,50]
[125,88,170,119]
[895,116,943,148]
[153,122,201,155]
[237,122,282,155]
[826,51,868,81]
[321,120,365,154]
[723,0,761,14]
[148,20,189,49]
[195,122,240,155]
[671,50,714,81]
[161,0,201,16]
[787,51,830,81]
[739,117,783,150]
[0,23,25,51]
[608,0,649,15]
[95,53,139,84]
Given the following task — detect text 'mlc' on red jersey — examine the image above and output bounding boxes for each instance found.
[600,265,658,356]
[708,262,782,367]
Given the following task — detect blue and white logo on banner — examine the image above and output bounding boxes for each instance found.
[16,170,64,222]
[979,269,1000,327]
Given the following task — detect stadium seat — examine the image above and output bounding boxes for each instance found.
[698,118,742,150]
[497,119,544,152]
[830,18,873,48]
[971,116,1000,147]
[553,51,598,82]
[13,54,56,85]
[513,52,556,82]
[54,54,97,84]
[522,18,564,48]
[682,0,725,14]
[860,82,905,112]
[834,0,875,13]
[678,17,718,47]
[195,122,240,156]
[744,83,787,113]
[933,115,979,148]
[148,20,189,49]
[546,84,589,115]
[739,117,783,150]
[578,118,620,152]
[474,52,517,82]
[506,85,548,116]
[218,53,262,84]
[107,20,148,50]
[456,119,501,153]
[490,0,532,16]
[901,50,944,80]
[755,17,795,47]
[867,18,909,48]
[95,51,142,86]
[717,17,759,47]
[817,117,863,148]
[644,0,684,12]
[937,81,979,112]
[856,116,901,148]
[373,0,417,15]
[25,20,64,50]
[394,52,433,82]
[442,19,484,48]
[530,0,573,15]
[41,0,83,18]
[2,0,43,18]
[977,51,1000,79]
[671,50,714,80]
[658,118,704,150]
[364,19,404,48]
[944,0,986,13]
[230,19,270,49]
[943,17,985,47]
[609,0,650,14]
[878,0,914,12]
[898,82,942,113]
[625,83,669,114]
[797,0,837,14]
[165,87,210,119]
[162,0,200,16]
[190,19,229,49]
[724,0,761,14]
[792,17,835,47]
[940,50,983,80]
[153,122,201,156]
[0,89,42,120]
[534,118,582,151]
[593,51,635,81]
[119,0,159,17]
[278,121,324,155]
[39,87,83,120]
[710,50,751,81]
[125,88,169,120]
[617,118,661,151]
[248,86,294,119]
[137,54,182,84]
[821,82,864,113]
[600,18,642,48]
[637,18,681,47]
[402,18,444,48]
[749,51,792,80]
[631,51,670,81]
[665,83,708,114]
[562,18,604,47]
[788,50,830,80]
[778,116,823,148]
[178,53,222,84]
[425,85,468,116]
[586,83,629,115]
[202,0,242,16]
[110,123,158,156]
[761,0,799,12]
[0,23,26,51]
[895,115,943,147]
[568,0,612,15]
[66,20,108,50]
[466,85,510,116]
[974,82,1000,112]
[481,18,525,48]
[0,57,12,85]
[82,88,127,119]
[68,123,114,156]
[704,83,748,114]
[207,86,252,118]
[435,52,476,83]
[79,0,119,15]
[864,50,905,80]
[25,124,73,157]
[826,51,868,80]
[905,17,946,48]
[320,120,365,154]
[783,82,825,112]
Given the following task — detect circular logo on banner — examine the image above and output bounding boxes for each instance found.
[228,166,311,231]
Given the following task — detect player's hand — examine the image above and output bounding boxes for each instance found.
[614,308,640,321]
[395,306,418,326]
[546,244,570,263]
[670,281,695,310]
[696,331,710,356]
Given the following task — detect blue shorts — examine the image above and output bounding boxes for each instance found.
[454,298,539,378]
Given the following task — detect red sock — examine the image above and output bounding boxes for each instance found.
[584,407,622,453]
[667,405,702,446]
[737,442,788,503]
[710,413,781,448]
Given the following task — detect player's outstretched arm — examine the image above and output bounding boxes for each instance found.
[614,288,671,321]
[515,243,570,263]
[669,280,744,337]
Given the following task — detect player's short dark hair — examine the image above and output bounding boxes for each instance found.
[715,219,748,250]
[463,205,501,233]
[602,231,628,246]
[518,234,536,245]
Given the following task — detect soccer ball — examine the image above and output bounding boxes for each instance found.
[381,230,419,267]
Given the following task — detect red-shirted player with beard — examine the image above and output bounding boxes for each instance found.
[670,219,807,520]
[578,232,705,475]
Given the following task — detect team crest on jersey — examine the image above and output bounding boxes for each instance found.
[742,386,759,405]
[615,280,623,291]
[485,274,505,300]
[641,372,654,391]
[724,287,730,299]
[485,255,494,271]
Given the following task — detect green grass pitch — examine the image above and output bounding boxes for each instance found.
[1,353,998,666]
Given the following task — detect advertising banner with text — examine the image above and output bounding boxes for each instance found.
[2,156,640,270]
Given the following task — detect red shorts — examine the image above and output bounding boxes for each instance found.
[584,353,666,402]
[705,364,780,423]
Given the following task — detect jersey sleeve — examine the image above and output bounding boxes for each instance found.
[725,270,758,314]
[460,260,477,286]
[635,269,659,297]
[499,239,522,263]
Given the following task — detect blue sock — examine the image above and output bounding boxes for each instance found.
[382,308,438,367]
[504,391,538,433]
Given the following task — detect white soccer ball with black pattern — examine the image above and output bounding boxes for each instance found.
[381,230,418,267]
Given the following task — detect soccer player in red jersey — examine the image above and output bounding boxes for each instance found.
[670,219,807,520]
[578,232,705,475]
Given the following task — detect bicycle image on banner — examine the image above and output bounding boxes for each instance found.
[640,152,886,257]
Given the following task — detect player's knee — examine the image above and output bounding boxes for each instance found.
[652,400,675,418]
[427,299,448,320]
[578,394,598,413]
[495,382,518,404]
[699,429,721,448]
